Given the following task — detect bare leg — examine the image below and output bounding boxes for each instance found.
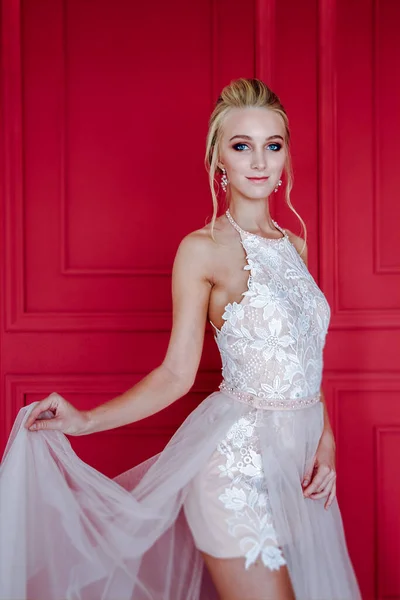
[201,551,296,600]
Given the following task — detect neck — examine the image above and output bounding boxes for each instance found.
[228,198,277,235]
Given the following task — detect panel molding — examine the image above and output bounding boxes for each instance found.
[59,1,171,278]
[372,0,400,276]
[2,0,25,332]
[318,0,400,329]
[375,426,400,599]
[324,370,400,600]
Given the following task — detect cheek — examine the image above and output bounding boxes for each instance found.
[225,153,250,174]
[273,151,287,170]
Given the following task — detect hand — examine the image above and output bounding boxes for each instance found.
[24,392,90,436]
[302,429,337,510]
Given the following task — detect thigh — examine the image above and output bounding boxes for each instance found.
[201,551,296,600]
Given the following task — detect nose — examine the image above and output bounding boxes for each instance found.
[250,148,267,171]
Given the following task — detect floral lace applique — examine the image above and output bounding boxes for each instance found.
[214,223,331,407]
[217,412,287,570]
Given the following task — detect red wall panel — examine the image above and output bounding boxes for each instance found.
[324,375,400,599]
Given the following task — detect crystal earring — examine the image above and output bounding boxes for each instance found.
[221,168,228,192]
[274,179,282,193]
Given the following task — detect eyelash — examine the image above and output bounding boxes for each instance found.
[232,142,282,152]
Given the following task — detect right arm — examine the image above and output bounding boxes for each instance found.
[25,232,214,435]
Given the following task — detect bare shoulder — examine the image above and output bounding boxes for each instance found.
[173,220,222,283]
[175,225,216,266]
[173,214,238,288]
[177,225,215,255]
[284,228,308,266]
[176,216,230,260]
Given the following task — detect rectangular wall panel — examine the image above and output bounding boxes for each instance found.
[324,373,400,600]
[320,0,400,329]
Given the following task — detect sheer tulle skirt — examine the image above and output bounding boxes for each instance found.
[0,392,361,600]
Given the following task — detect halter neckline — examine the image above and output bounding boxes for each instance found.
[225,209,288,242]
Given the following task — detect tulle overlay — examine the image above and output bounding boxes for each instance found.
[0,393,360,600]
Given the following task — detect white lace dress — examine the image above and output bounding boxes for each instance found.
[0,211,361,600]
[184,210,330,568]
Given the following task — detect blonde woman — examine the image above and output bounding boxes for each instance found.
[0,78,361,600]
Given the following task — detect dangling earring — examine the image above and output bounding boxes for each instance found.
[221,167,228,192]
[274,179,282,193]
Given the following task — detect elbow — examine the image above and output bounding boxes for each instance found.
[159,363,196,397]
[181,374,196,396]
[174,373,195,397]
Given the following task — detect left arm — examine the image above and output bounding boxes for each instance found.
[319,386,334,436]
[286,229,337,510]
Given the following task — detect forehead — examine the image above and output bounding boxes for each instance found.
[221,107,285,140]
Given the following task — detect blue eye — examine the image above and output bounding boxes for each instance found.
[268,143,282,151]
[233,143,249,151]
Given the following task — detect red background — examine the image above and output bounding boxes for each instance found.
[1,1,400,598]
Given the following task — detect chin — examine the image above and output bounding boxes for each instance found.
[246,187,272,199]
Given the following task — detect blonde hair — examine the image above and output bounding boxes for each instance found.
[204,78,307,251]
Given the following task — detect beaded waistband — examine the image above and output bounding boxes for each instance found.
[219,381,321,411]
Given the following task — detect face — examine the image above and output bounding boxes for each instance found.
[218,107,287,200]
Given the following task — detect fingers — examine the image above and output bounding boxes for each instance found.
[308,474,335,499]
[301,459,316,488]
[303,469,337,510]
[25,401,54,429]
[303,465,335,498]
[28,417,64,432]
[24,393,63,430]
[314,469,336,493]
[325,480,336,510]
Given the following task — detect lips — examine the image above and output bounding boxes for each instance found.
[246,177,269,181]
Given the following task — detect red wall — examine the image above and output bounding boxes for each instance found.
[1,1,399,598]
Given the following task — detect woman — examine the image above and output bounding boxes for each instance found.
[0,78,361,600]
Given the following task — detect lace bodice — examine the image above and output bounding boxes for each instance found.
[213,210,331,410]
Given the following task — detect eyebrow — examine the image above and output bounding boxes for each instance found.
[229,134,284,142]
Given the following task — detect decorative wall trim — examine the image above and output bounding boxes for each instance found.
[372,0,400,276]
[375,425,400,599]
[324,370,400,600]
[58,2,172,277]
